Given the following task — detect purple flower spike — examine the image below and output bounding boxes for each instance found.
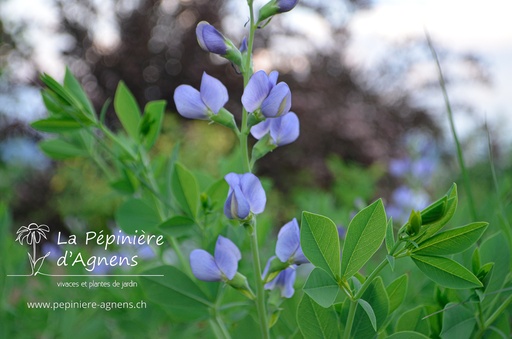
[265,266,296,298]
[251,112,299,146]
[196,21,228,55]
[224,173,266,220]
[242,70,292,118]
[174,72,228,120]
[190,235,241,282]
[275,218,308,265]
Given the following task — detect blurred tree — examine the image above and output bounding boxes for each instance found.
[0,0,446,222]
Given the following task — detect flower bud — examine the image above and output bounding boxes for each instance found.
[196,21,242,66]
[406,210,422,236]
[258,0,299,23]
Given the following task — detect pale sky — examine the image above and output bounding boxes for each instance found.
[346,0,512,146]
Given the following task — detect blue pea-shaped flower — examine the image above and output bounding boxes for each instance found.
[275,218,308,265]
[242,70,292,118]
[196,21,242,66]
[251,112,299,146]
[189,235,241,282]
[173,72,228,120]
[224,172,266,220]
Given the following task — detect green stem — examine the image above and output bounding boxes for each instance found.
[426,33,477,221]
[248,222,269,339]
[484,294,512,329]
[343,299,358,339]
[239,1,257,173]
[477,302,486,329]
[355,259,389,300]
[344,258,392,338]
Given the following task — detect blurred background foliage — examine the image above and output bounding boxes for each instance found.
[0,0,511,336]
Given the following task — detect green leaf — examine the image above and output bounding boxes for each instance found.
[386,274,408,313]
[31,118,83,133]
[205,179,229,211]
[386,217,395,253]
[39,138,87,159]
[303,268,339,308]
[158,216,196,238]
[340,199,387,278]
[351,277,389,338]
[387,331,430,339]
[114,81,141,140]
[411,255,483,289]
[413,222,488,256]
[140,100,165,150]
[297,294,340,339]
[139,266,211,321]
[357,299,377,331]
[171,162,199,219]
[63,67,96,118]
[396,305,430,334]
[440,303,476,339]
[300,212,340,278]
[115,198,161,234]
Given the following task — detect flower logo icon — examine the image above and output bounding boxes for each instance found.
[15,223,51,276]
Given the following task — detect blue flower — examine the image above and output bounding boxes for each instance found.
[265,266,296,298]
[174,72,228,120]
[242,70,291,118]
[224,173,266,220]
[190,236,241,282]
[251,112,299,146]
[196,21,228,55]
[196,21,242,65]
[276,0,299,12]
[275,218,308,264]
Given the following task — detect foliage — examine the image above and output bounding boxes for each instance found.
[1,0,511,338]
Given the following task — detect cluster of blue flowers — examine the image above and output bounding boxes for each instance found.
[173,0,304,299]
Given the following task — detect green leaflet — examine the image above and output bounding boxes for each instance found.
[385,217,395,253]
[350,276,389,338]
[115,198,161,234]
[386,274,408,314]
[31,118,82,133]
[303,267,339,308]
[139,266,211,322]
[114,81,142,140]
[300,212,340,279]
[297,294,340,339]
[63,67,96,119]
[396,305,430,335]
[411,255,483,289]
[440,303,476,339]
[39,138,88,159]
[140,100,166,150]
[158,216,196,238]
[413,222,488,256]
[171,162,200,219]
[357,299,377,331]
[340,199,387,278]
